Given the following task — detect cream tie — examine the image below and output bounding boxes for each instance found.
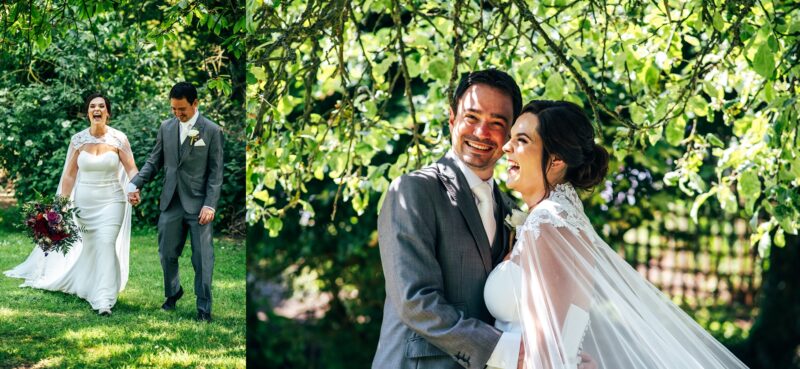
[472,181,496,245]
[180,123,193,144]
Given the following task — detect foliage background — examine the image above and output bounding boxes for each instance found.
[249,0,800,368]
[0,0,246,234]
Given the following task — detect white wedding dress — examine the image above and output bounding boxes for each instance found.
[4,128,133,311]
[483,183,748,369]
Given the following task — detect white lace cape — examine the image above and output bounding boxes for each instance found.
[509,183,748,369]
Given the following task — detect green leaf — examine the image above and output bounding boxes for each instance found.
[716,185,738,214]
[406,58,421,78]
[253,190,270,203]
[774,228,786,247]
[665,116,686,146]
[544,73,565,99]
[758,231,771,257]
[712,11,725,32]
[428,57,450,81]
[690,188,717,223]
[688,95,707,117]
[629,104,646,124]
[266,217,283,237]
[705,133,724,147]
[753,42,775,79]
[737,169,761,215]
[763,81,775,103]
[647,128,662,146]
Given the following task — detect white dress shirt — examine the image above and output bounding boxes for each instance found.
[451,150,521,369]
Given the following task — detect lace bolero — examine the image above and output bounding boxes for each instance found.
[69,127,132,155]
[517,183,597,242]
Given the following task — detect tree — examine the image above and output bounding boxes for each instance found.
[0,0,247,233]
[250,1,799,367]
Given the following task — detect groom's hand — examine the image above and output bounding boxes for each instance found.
[517,340,524,369]
[198,207,215,225]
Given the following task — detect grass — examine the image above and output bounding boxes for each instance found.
[0,227,245,368]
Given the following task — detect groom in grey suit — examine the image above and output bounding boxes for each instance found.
[373,70,523,369]
[128,82,224,322]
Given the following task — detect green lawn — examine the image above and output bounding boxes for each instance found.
[0,228,245,368]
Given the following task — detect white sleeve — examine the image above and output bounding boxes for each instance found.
[125,183,138,193]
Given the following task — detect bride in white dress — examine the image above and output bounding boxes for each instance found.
[4,94,137,316]
[484,100,748,368]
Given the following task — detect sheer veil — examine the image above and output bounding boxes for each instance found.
[510,183,748,369]
[4,127,133,291]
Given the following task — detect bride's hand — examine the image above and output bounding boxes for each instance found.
[517,340,524,369]
[578,352,597,369]
[127,191,141,206]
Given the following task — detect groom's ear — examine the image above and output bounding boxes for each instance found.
[448,107,455,128]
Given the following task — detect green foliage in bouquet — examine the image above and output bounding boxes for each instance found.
[19,194,84,255]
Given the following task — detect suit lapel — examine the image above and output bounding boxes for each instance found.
[492,185,511,264]
[436,153,493,274]
[165,119,181,166]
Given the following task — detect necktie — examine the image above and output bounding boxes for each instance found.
[472,181,496,245]
[180,123,192,144]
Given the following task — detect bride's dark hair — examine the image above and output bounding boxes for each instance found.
[84,92,113,120]
[521,100,609,198]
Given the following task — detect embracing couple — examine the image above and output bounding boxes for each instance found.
[5,82,224,322]
[373,70,747,369]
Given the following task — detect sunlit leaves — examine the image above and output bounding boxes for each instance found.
[752,42,776,79]
[666,117,686,146]
[252,0,800,250]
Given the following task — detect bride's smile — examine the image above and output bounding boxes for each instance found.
[87,97,109,125]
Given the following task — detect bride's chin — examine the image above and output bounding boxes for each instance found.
[506,178,518,191]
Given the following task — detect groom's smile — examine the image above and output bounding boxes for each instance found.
[464,139,494,152]
[448,83,514,180]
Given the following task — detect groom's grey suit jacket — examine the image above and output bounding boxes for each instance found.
[131,114,224,213]
[373,152,515,369]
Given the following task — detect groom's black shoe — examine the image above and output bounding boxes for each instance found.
[161,287,184,311]
[196,310,212,323]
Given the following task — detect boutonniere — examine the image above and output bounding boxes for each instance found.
[504,208,528,230]
[187,129,200,145]
[504,208,528,253]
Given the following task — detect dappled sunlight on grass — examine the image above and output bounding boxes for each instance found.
[0,229,245,368]
[83,343,135,362]
[63,327,111,341]
[28,357,64,369]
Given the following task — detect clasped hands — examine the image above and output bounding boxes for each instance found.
[127,190,141,206]
[126,190,215,225]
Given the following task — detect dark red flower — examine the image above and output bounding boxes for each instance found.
[33,218,49,236]
[50,232,68,243]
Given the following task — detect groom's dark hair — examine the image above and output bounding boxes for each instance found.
[169,82,198,104]
[451,69,522,121]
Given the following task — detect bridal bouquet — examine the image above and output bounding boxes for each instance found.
[20,195,82,255]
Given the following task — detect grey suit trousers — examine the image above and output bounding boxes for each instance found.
[158,194,214,313]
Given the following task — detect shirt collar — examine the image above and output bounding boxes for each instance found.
[180,110,200,127]
[450,149,495,192]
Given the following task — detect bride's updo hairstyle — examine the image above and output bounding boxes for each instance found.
[83,93,113,120]
[522,100,609,196]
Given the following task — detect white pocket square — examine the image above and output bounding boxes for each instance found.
[194,138,206,146]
